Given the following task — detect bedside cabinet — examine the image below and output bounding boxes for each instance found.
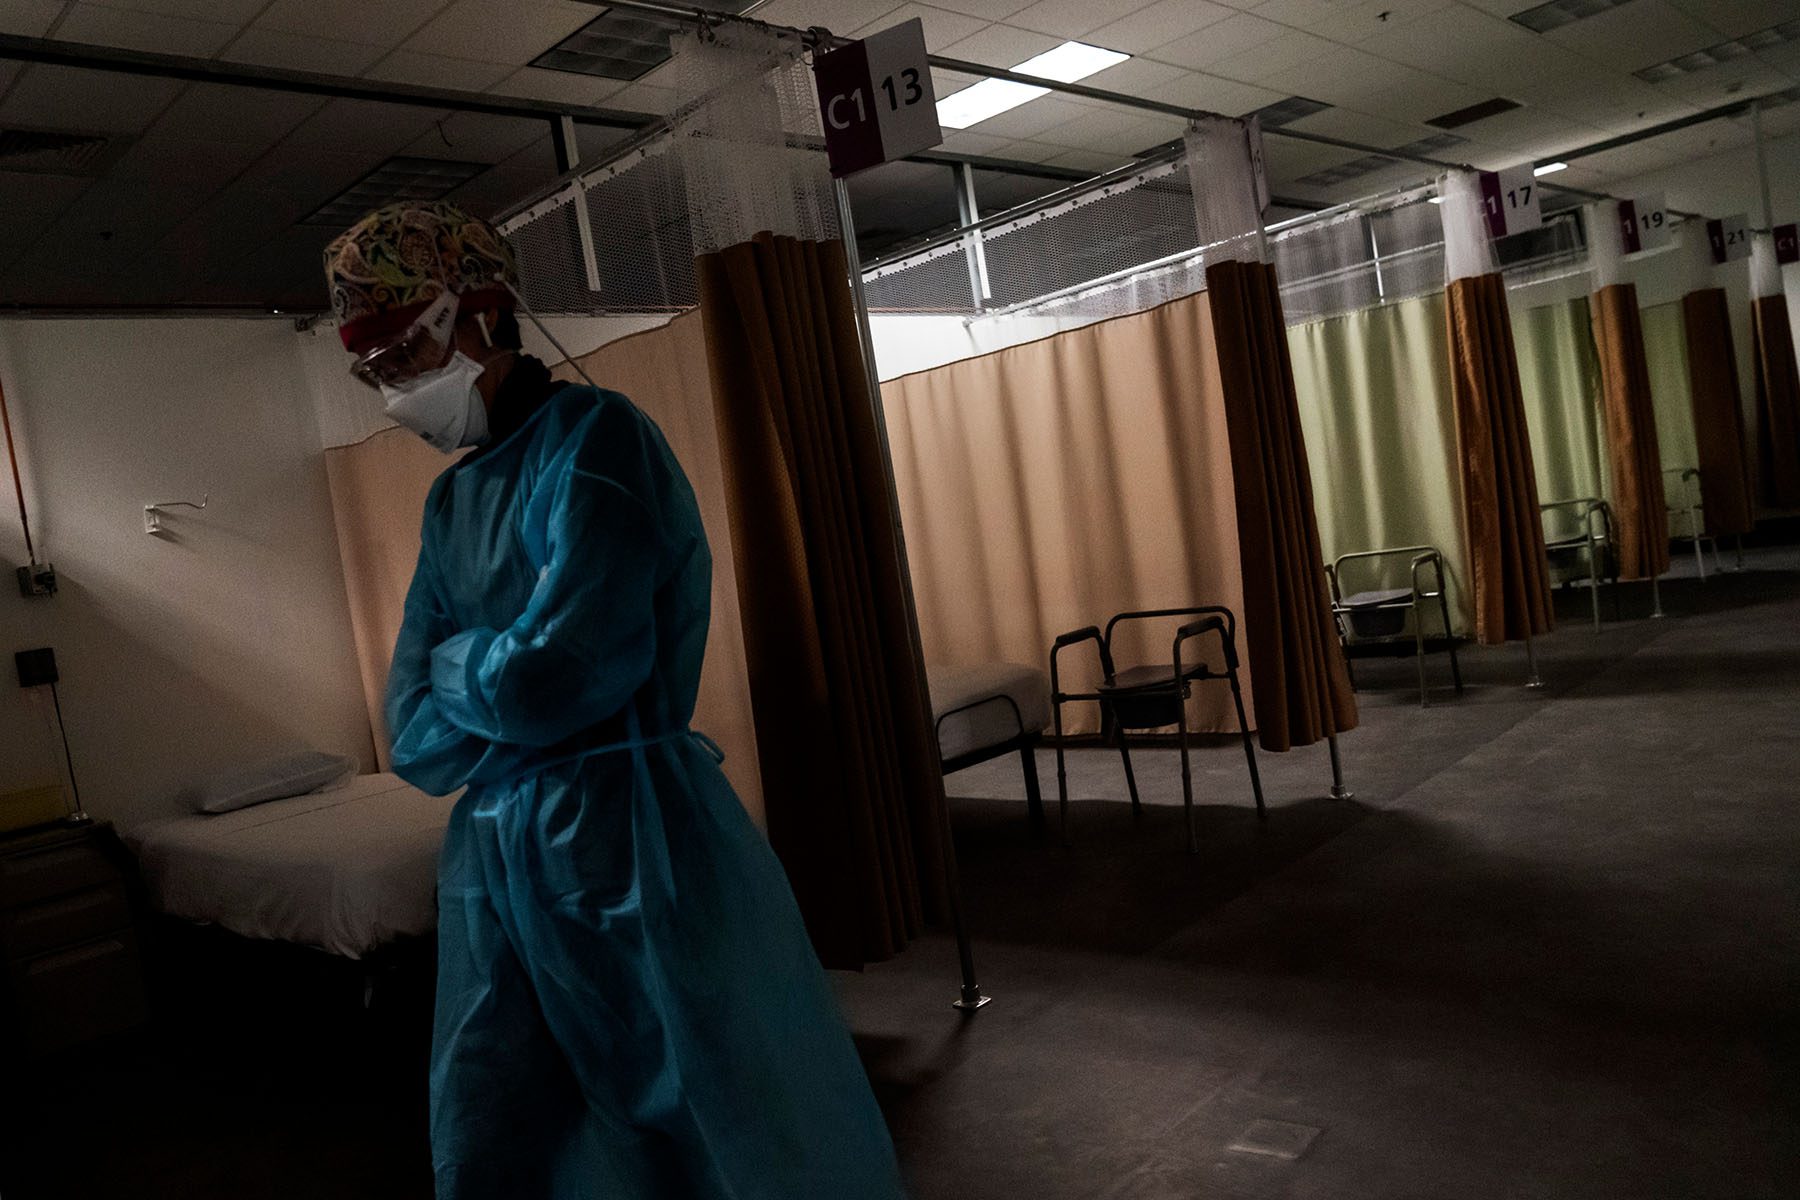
[0,820,148,1059]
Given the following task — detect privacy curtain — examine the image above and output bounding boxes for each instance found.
[319,315,767,820]
[1513,296,1606,507]
[1640,301,1701,479]
[679,25,946,970]
[1209,259,1357,751]
[1751,296,1800,509]
[882,289,1250,738]
[1681,288,1756,534]
[1590,283,1671,580]
[1444,273,1555,643]
[1287,293,1473,634]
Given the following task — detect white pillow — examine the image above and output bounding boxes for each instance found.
[190,751,355,815]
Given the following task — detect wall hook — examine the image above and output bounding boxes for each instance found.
[144,494,208,535]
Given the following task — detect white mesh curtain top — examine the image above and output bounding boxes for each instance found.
[1185,115,1266,266]
[1440,169,1498,282]
[1270,194,1443,324]
[668,25,836,254]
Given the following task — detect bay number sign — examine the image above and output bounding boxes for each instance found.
[1478,164,1542,239]
[813,18,943,179]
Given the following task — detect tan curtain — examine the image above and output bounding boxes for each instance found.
[696,232,947,971]
[1207,260,1355,752]
[1682,288,1756,535]
[1590,283,1672,580]
[321,314,765,821]
[1752,295,1800,509]
[1444,273,1554,643]
[882,290,1250,738]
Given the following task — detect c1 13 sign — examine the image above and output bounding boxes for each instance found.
[812,18,943,179]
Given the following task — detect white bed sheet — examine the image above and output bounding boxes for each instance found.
[123,773,454,960]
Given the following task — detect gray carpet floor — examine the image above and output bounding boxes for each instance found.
[839,545,1800,1200]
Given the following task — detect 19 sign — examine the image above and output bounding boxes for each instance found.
[813,19,942,179]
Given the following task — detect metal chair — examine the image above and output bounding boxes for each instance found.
[1049,606,1264,854]
[1664,466,1723,581]
[1541,497,1619,631]
[1325,546,1463,708]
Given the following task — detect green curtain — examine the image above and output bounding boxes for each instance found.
[1513,297,1606,545]
[1641,300,1704,527]
[1287,293,1472,634]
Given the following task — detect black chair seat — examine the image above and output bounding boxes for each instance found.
[1098,662,1214,694]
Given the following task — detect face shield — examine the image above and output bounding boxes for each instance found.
[348,289,459,390]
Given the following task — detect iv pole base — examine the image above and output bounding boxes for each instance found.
[953,987,992,1013]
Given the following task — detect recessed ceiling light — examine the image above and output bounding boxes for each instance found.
[301,157,487,227]
[1635,18,1800,82]
[937,40,1129,129]
[1510,0,1633,35]
[1534,161,1568,176]
[535,0,754,81]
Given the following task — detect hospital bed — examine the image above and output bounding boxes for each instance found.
[122,773,452,963]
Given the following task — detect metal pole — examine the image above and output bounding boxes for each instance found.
[1754,99,1776,235]
[954,162,991,313]
[833,177,989,1014]
[1523,632,1545,689]
[553,115,604,294]
[1327,733,1353,801]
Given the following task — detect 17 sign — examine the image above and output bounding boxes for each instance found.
[1479,164,1542,239]
[813,18,943,179]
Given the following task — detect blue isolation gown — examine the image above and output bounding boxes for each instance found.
[385,383,905,1199]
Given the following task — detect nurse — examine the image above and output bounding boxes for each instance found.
[324,202,905,1199]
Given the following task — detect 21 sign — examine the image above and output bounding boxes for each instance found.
[1706,215,1751,264]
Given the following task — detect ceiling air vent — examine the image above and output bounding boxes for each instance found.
[302,157,488,227]
[1390,132,1467,158]
[1509,0,1634,35]
[535,1,757,82]
[1250,96,1332,128]
[1426,97,1522,130]
[1294,153,1400,189]
[0,127,125,177]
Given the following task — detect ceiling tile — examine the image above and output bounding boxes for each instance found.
[1544,0,1719,73]
[1081,55,1186,96]
[1006,0,1151,41]
[1201,29,1340,83]
[403,111,545,163]
[0,65,184,133]
[917,0,1035,18]
[1664,0,1800,40]
[364,50,512,91]
[1038,103,1179,151]
[938,22,1061,66]
[255,0,452,48]
[55,2,238,56]
[855,4,990,48]
[1360,5,1543,82]
[987,137,1067,162]
[404,0,594,66]
[1149,12,1286,70]
[153,83,324,142]
[0,0,64,38]
[964,93,1089,137]
[1086,0,1233,54]
[936,128,1013,155]
[284,98,449,156]
[219,29,387,76]
[93,0,269,20]
[0,174,95,274]
[1252,0,1452,45]
[492,66,632,107]
[1138,69,1287,117]
[1041,145,1133,173]
[1282,108,1432,152]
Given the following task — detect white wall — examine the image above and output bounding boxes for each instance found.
[0,318,373,828]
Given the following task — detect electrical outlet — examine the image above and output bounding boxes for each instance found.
[16,562,56,597]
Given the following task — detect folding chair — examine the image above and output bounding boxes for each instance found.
[1325,545,1463,708]
[1049,606,1264,854]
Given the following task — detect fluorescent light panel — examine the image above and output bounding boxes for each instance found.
[1534,161,1568,176]
[937,40,1128,130]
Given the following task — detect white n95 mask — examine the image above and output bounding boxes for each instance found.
[380,352,490,453]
